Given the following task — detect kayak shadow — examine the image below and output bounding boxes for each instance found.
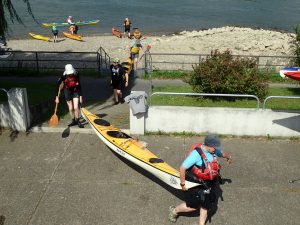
[108,147,184,200]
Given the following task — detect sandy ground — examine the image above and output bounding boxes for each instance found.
[6,26,295,61]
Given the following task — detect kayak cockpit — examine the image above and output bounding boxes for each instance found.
[94,118,110,126]
[149,158,164,163]
[107,130,131,139]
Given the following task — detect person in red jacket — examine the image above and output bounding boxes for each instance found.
[55,64,84,128]
[169,134,232,225]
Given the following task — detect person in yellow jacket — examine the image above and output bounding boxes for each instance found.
[129,36,143,70]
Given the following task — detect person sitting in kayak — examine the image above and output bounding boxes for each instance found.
[55,64,84,128]
[52,23,59,43]
[67,16,74,25]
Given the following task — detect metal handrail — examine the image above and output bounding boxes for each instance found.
[150,92,260,109]
[147,53,294,70]
[263,95,300,109]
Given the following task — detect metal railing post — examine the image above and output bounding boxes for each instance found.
[144,51,148,75]
[35,52,39,73]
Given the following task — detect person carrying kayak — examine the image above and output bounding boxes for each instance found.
[110,58,129,105]
[169,134,232,225]
[52,23,59,43]
[55,64,84,128]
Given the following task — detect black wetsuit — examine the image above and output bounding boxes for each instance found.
[110,64,125,90]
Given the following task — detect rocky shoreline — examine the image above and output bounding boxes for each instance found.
[6,26,296,61]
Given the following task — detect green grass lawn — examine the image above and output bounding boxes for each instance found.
[150,86,300,110]
[0,81,56,105]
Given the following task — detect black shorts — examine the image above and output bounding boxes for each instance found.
[64,88,80,101]
[125,27,130,32]
[184,180,217,209]
[111,79,124,90]
[52,30,58,35]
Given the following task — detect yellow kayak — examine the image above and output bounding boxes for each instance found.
[121,57,133,74]
[29,33,51,42]
[63,32,83,41]
[81,107,201,190]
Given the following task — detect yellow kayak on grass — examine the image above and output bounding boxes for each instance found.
[63,32,83,41]
[29,33,51,42]
[81,107,201,190]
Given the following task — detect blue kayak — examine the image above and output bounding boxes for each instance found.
[42,19,100,27]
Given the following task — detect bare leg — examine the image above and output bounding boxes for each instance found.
[174,202,197,214]
[117,89,122,100]
[72,97,80,119]
[113,89,119,102]
[66,100,74,119]
[199,207,208,225]
[134,57,138,70]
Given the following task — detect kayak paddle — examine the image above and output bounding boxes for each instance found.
[49,83,63,127]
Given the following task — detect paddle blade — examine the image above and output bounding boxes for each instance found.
[49,114,58,127]
[62,126,70,138]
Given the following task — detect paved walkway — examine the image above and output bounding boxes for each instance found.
[0,131,299,225]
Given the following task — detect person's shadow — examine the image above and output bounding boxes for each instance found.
[0,215,6,225]
[207,177,232,223]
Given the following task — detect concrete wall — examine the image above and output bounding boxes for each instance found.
[0,103,11,128]
[139,106,300,137]
[0,88,31,131]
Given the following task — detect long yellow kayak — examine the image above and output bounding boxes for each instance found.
[81,107,201,190]
[63,32,83,41]
[29,33,50,42]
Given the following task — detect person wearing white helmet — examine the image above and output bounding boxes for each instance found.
[67,16,78,35]
[67,16,74,25]
[55,64,84,128]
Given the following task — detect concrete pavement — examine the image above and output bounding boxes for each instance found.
[1,75,300,225]
[0,130,299,225]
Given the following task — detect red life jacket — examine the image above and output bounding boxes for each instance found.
[64,74,79,90]
[187,142,221,181]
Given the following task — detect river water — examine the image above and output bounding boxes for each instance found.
[6,0,300,39]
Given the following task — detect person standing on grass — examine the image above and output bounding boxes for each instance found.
[169,134,232,225]
[55,64,84,128]
[110,58,129,105]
